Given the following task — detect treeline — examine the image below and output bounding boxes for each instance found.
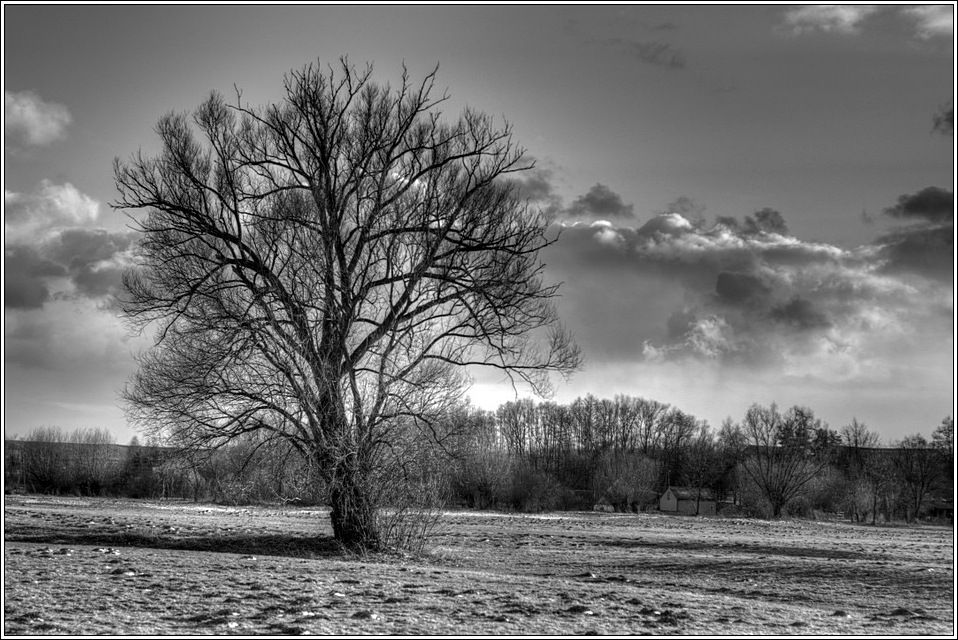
[4,427,323,505]
[4,397,953,523]
[443,397,953,522]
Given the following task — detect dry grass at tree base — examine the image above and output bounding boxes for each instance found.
[3,496,954,636]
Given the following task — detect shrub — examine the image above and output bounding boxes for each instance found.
[450,452,511,509]
[508,462,563,512]
[592,451,660,512]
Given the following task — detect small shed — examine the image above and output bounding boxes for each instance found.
[659,486,716,516]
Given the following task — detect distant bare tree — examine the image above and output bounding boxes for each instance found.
[894,433,943,521]
[739,404,838,518]
[635,398,670,455]
[70,428,118,495]
[838,418,881,521]
[931,417,953,469]
[863,448,896,524]
[497,398,539,461]
[715,418,746,504]
[20,426,69,493]
[682,422,719,506]
[114,59,580,550]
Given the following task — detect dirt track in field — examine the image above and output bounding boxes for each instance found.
[3,496,954,635]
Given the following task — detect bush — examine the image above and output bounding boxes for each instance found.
[592,451,659,512]
[736,474,773,518]
[450,452,511,509]
[508,462,563,512]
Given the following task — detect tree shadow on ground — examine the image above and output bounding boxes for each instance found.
[4,529,346,559]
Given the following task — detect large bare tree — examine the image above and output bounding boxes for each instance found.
[113,60,580,549]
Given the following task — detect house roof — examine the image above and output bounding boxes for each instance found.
[665,486,716,501]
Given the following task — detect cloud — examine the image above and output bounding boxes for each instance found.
[769,297,832,331]
[4,181,134,307]
[567,183,635,220]
[901,5,954,39]
[932,104,953,136]
[883,186,953,225]
[4,245,68,309]
[605,37,687,70]
[515,169,636,224]
[655,196,706,226]
[876,223,953,283]
[780,5,953,40]
[876,186,953,282]
[745,208,789,236]
[544,211,950,385]
[717,208,790,236]
[5,181,101,242]
[43,228,136,299]
[5,89,72,147]
[715,271,771,306]
[781,5,880,35]
[512,164,564,220]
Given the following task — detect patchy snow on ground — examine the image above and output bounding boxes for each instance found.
[4,496,954,635]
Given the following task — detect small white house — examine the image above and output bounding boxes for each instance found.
[659,486,716,516]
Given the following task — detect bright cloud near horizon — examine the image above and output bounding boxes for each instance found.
[3,5,954,444]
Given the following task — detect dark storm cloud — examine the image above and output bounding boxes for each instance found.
[567,183,635,220]
[715,215,741,231]
[45,228,134,268]
[876,223,954,282]
[548,211,945,374]
[877,187,954,282]
[4,245,67,309]
[716,208,789,236]
[46,229,135,300]
[5,228,135,308]
[745,208,789,235]
[715,271,771,306]
[769,297,832,331]
[882,186,953,225]
[522,175,636,224]
[605,37,687,70]
[6,181,137,306]
[512,165,563,220]
[932,104,953,136]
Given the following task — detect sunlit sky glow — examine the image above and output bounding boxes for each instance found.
[3,4,954,444]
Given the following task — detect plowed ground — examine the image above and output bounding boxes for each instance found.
[3,496,954,635]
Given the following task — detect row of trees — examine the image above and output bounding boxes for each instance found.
[446,397,953,522]
[4,427,322,504]
[7,401,952,527]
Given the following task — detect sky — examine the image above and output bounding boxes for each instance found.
[3,4,955,444]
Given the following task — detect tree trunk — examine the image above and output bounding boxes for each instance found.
[771,500,784,518]
[328,460,380,550]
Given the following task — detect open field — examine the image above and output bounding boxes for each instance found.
[3,495,954,635]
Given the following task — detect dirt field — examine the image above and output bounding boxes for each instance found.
[3,495,954,635]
